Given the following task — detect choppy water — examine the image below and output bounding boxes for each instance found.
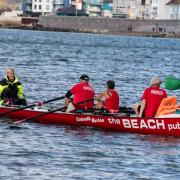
[0,29,180,179]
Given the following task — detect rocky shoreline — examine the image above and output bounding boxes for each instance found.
[1,16,180,38]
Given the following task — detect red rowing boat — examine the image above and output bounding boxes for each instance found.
[0,106,180,136]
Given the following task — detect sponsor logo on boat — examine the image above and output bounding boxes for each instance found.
[76,116,179,131]
[168,122,180,131]
[122,118,165,129]
[108,117,166,130]
[108,117,121,124]
[76,116,104,123]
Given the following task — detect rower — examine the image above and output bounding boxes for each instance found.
[0,68,27,106]
[64,74,95,111]
[133,76,167,117]
[96,80,120,113]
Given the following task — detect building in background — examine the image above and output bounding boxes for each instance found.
[56,5,88,15]
[129,0,136,18]
[21,0,32,16]
[20,0,180,19]
[102,0,113,17]
[149,0,170,19]
[32,0,54,15]
[22,0,56,16]
[53,0,64,12]
[136,0,171,19]
[166,0,180,19]
[112,0,129,18]
[85,0,103,17]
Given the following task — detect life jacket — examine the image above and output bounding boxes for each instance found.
[156,96,179,117]
[0,77,21,100]
[104,90,119,112]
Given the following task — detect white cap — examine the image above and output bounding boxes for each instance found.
[150,77,161,86]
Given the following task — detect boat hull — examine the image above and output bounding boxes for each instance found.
[0,106,180,136]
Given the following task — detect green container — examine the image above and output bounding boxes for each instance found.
[165,77,180,90]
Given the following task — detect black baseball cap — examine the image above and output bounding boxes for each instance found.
[106,80,115,89]
[80,74,89,81]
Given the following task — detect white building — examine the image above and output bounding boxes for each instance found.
[166,0,180,19]
[150,0,170,19]
[32,0,54,15]
[112,0,130,18]
[129,0,137,18]
[136,0,171,19]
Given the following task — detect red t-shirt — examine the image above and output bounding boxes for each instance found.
[70,82,95,108]
[105,90,120,112]
[141,86,167,117]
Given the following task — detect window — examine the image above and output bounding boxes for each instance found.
[39,5,42,10]
[46,0,50,2]
[34,5,37,9]
[141,0,146,6]
[46,5,49,10]
[39,0,42,2]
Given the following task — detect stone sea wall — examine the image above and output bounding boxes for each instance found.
[39,16,180,37]
[1,15,180,38]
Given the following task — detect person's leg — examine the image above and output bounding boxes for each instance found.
[96,101,104,109]
[132,103,140,116]
[15,99,27,106]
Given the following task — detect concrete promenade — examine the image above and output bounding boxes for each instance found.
[0,16,22,28]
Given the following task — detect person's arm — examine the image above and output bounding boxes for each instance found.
[64,90,73,106]
[0,83,6,105]
[17,83,26,99]
[139,99,146,117]
[96,92,105,101]
[96,92,106,109]
[17,83,27,106]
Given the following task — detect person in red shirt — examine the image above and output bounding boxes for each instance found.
[133,77,167,117]
[96,80,120,113]
[64,74,95,109]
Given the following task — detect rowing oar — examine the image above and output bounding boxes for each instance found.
[76,106,135,114]
[0,96,65,116]
[119,106,135,114]
[13,98,94,125]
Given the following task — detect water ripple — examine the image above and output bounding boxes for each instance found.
[0,29,180,179]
